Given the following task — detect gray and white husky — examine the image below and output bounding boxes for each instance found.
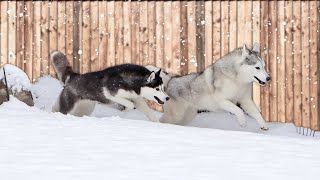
[146,43,271,130]
[50,51,170,122]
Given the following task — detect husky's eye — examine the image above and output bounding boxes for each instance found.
[255,67,260,70]
[156,88,160,91]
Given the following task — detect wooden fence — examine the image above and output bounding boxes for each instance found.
[0,1,319,130]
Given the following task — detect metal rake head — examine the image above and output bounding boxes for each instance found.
[296,127,317,137]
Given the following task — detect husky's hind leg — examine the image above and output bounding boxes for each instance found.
[133,98,159,122]
[55,88,78,115]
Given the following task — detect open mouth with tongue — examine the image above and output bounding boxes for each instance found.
[254,76,266,85]
[154,96,164,104]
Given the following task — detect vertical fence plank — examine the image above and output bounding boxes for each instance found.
[277,1,286,123]
[252,0,260,110]
[229,1,237,51]
[309,1,319,130]
[164,1,172,72]
[16,1,25,70]
[268,1,278,122]
[301,1,311,128]
[155,1,164,69]
[41,1,49,75]
[123,1,131,64]
[236,1,244,47]
[148,1,156,65]
[187,1,196,73]
[204,1,212,67]
[82,1,91,73]
[8,1,16,66]
[48,1,57,77]
[180,1,188,75]
[24,1,33,79]
[90,1,99,71]
[0,1,8,67]
[58,1,66,55]
[212,1,220,63]
[115,1,124,65]
[172,1,181,74]
[139,1,148,66]
[66,1,74,68]
[221,1,229,56]
[73,1,81,73]
[99,1,108,69]
[293,0,302,128]
[33,1,41,81]
[260,1,269,121]
[285,0,294,123]
[131,1,139,65]
[196,0,205,71]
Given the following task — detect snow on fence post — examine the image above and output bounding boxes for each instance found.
[1,0,319,130]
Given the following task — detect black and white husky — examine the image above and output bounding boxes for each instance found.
[50,51,169,122]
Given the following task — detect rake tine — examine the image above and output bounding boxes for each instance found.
[309,130,313,136]
[303,127,305,135]
[306,128,308,136]
[313,131,315,137]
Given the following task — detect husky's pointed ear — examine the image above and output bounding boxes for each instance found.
[156,69,161,76]
[242,44,249,56]
[252,42,260,53]
[145,71,156,83]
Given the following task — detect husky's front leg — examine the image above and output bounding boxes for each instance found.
[239,98,268,130]
[216,100,247,127]
[133,98,159,122]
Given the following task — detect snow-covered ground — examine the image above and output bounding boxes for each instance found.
[1,76,319,180]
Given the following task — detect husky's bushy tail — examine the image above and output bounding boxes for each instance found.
[50,51,77,84]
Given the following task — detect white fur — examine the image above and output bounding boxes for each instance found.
[52,99,96,117]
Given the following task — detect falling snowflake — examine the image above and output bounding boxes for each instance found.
[78,50,82,54]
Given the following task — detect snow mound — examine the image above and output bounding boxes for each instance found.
[32,75,63,111]
[0,64,31,93]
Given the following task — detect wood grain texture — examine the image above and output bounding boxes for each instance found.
[123,1,131,64]
[24,1,33,79]
[82,1,91,73]
[155,1,164,69]
[204,1,212,67]
[0,1,8,67]
[252,0,261,110]
[268,1,278,122]
[33,1,41,81]
[187,1,197,73]
[277,1,286,123]
[196,0,205,71]
[139,1,148,66]
[164,1,172,72]
[309,0,319,130]
[98,1,108,69]
[172,1,181,74]
[293,0,302,127]
[260,1,270,121]
[148,1,156,65]
[212,1,220,63]
[48,1,58,77]
[131,1,139,66]
[90,1,99,71]
[115,1,124,65]
[285,0,294,123]
[301,1,310,128]
[8,1,16,66]
[180,1,188,75]
[16,1,25,70]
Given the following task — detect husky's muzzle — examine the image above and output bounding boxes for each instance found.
[254,76,266,85]
[154,96,164,104]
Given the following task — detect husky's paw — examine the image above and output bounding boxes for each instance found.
[260,126,269,131]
